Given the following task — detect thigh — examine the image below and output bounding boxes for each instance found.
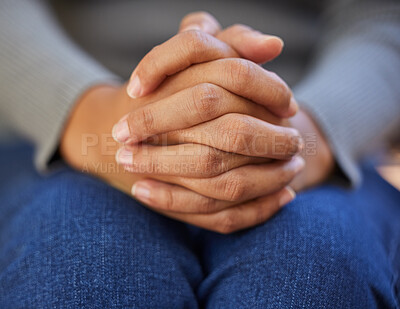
[0,143,202,308]
[197,164,400,309]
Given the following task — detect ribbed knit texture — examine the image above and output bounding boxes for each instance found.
[0,0,399,187]
[0,0,120,172]
[294,0,400,186]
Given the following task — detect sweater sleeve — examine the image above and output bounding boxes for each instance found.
[293,0,400,187]
[0,0,121,172]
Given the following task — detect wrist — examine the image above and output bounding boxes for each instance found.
[60,84,122,171]
[290,108,335,190]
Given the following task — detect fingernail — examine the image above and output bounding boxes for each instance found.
[293,156,306,173]
[180,24,201,32]
[127,74,142,98]
[131,183,151,200]
[112,119,130,143]
[254,33,284,47]
[265,35,284,47]
[279,186,296,206]
[115,147,133,165]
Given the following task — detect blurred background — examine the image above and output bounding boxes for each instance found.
[50,0,322,87]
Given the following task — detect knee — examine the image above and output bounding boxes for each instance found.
[30,169,162,235]
[241,186,393,307]
[1,169,200,308]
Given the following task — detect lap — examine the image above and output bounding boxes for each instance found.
[0,143,202,308]
[198,164,400,308]
[1,142,399,308]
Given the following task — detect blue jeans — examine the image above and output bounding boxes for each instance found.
[0,143,399,308]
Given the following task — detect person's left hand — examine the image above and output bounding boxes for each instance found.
[62,15,304,234]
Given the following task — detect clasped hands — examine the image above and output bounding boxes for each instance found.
[61,12,333,233]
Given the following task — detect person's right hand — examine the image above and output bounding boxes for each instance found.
[125,16,298,118]
[61,19,303,233]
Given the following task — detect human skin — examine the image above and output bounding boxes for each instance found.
[61,14,333,233]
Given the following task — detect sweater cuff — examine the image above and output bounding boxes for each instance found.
[294,88,361,188]
[34,68,121,173]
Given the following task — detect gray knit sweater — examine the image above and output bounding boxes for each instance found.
[1,0,399,187]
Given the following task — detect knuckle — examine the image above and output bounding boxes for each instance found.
[191,83,221,121]
[217,213,238,234]
[224,114,253,153]
[195,147,221,177]
[201,147,222,171]
[269,72,291,104]
[141,45,162,70]
[181,30,208,55]
[226,59,255,91]
[126,113,136,134]
[138,45,162,78]
[221,173,246,202]
[163,189,176,211]
[226,114,246,132]
[150,44,161,53]
[199,198,217,214]
[138,107,155,134]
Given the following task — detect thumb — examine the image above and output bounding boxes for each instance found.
[217,24,284,64]
[179,13,284,64]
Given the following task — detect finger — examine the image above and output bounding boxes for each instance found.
[171,156,305,202]
[115,144,269,178]
[181,18,283,64]
[164,113,303,160]
[216,24,284,64]
[113,83,283,144]
[179,11,221,35]
[127,31,239,99]
[159,58,298,117]
[131,179,236,214]
[145,186,296,234]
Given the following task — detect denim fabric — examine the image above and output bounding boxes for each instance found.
[0,143,399,308]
